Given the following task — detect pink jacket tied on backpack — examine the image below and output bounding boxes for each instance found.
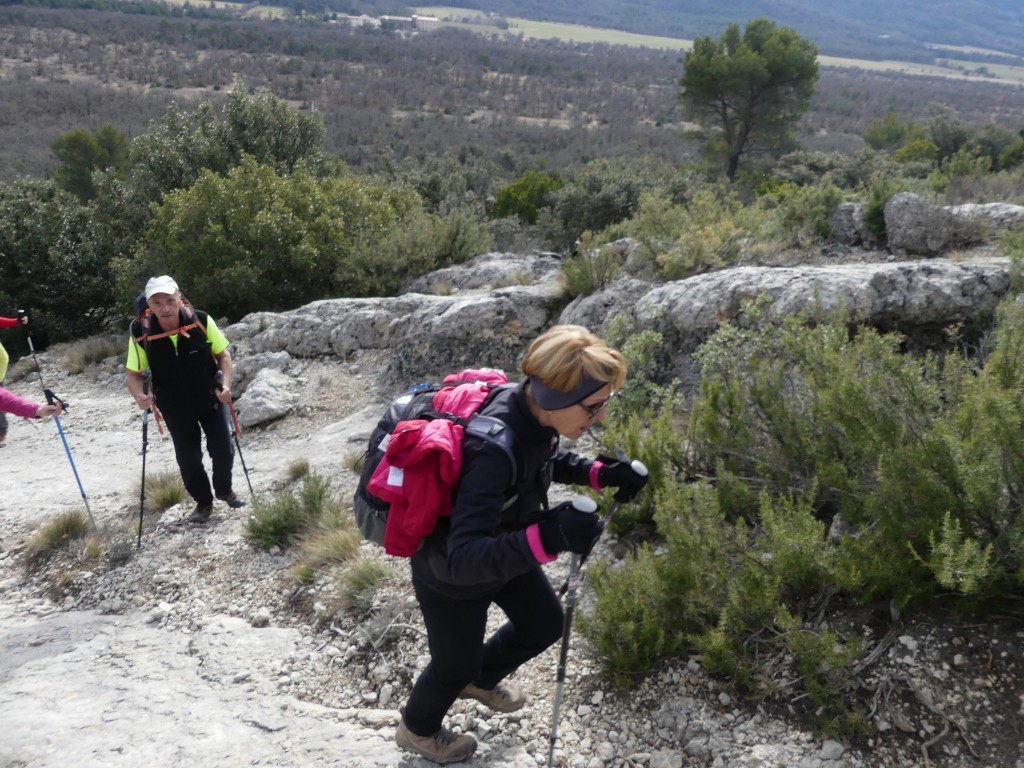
[367,379,498,556]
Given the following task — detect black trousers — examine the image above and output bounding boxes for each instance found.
[403,565,563,736]
[160,402,234,505]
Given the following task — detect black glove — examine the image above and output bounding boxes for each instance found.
[538,500,603,555]
[597,455,649,502]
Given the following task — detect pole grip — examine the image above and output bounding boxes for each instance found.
[570,494,598,514]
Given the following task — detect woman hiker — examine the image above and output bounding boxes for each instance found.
[394,324,648,763]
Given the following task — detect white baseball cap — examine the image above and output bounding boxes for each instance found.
[144,275,179,299]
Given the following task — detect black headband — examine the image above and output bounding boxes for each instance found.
[528,374,606,410]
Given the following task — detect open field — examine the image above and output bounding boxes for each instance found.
[160,0,288,19]
[819,54,1024,85]
[417,5,1024,85]
[416,5,691,51]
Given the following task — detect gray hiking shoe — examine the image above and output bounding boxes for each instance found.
[395,716,476,763]
[216,492,246,509]
[188,502,213,524]
[459,680,525,713]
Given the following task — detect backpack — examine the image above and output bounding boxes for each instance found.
[353,368,519,556]
[131,292,208,347]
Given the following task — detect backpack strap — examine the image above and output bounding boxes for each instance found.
[132,300,207,344]
[464,415,518,481]
[464,414,520,512]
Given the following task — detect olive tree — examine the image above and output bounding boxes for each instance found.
[679,18,819,181]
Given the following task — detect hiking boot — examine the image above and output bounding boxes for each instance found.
[459,680,525,713]
[188,502,213,523]
[395,716,476,764]
[216,492,246,509]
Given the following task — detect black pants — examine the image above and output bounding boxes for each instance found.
[160,402,234,505]
[403,566,563,736]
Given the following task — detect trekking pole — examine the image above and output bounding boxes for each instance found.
[45,388,97,532]
[557,453,648,597]
[18,309,45,391]
[215,370,254,498]
[546,460,648,768]
[137,378,151,549]
[20,313,97,531]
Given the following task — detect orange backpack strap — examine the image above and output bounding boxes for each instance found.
[131,301,208,344]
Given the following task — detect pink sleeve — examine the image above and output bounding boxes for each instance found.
[0,387,40,419]
[525,524,558,563]
[0,317,18,329]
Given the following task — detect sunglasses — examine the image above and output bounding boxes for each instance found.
[576,393,614,418]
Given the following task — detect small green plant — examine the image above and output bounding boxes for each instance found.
[432,279,455,295]
[245,472,336,549]
[299,511,361,567]
[290,562,315,583]
[84,538,102,559]
[1001,224,1024,293]
[245,491,308,549]
[780,611,869,738]
[353,599,416,651]
[30,511,89,551]
[287,458,310,481]
[336,558,392,613]
[910,512,994,594]
[107,540,135,569]
[142,471,186,511]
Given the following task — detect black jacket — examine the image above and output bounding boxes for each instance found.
[411,381,594,598]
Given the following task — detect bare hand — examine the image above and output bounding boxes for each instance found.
[134,392,154,411]
[36,402,62,418]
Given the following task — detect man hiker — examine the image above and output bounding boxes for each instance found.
[125,275,245,524]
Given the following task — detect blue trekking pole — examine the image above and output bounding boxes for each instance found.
[21,314,97,531]
[44,388,97,531]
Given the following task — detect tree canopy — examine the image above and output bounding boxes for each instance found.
[679,18,819,181]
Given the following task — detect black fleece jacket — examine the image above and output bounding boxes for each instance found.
[411,381,594,599]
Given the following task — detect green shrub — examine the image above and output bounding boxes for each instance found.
[767,181,844,247]
[579,543,685,686]
[863,175,905,240]
[927,146,992,195]
[893,138,938,164]
[781,612,868,738]
[561,231,621,298]
[490,169,563,224]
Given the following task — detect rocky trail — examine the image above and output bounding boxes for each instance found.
[1,347,1022,768]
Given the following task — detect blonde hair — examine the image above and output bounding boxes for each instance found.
[521,324,627,394]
